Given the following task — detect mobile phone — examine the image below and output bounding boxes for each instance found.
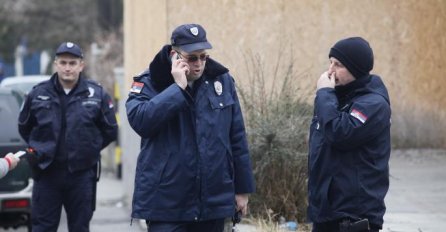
[14,151,26,159]
[170,51,180,64]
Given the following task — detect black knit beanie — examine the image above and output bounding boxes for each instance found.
[329,37,374,79]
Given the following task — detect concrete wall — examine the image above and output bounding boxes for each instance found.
[122,0,446,205]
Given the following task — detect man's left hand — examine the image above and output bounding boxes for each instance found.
[235,194,249,216]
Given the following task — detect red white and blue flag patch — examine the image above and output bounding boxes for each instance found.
[130,82,144,93]
[108,100,114,109]
[350,108,368,124]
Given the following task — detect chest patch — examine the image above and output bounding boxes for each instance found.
[82,100,99,106]
[37,95,50,101]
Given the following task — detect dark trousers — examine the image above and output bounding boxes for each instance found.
[312,220,379,232]
[146,219,225,232]
[31,165,95,232]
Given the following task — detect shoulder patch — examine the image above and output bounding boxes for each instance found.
[130,82,144,93]
[350,108,368,124]
[108,99,114,109]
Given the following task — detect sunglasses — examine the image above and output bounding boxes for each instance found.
[176,51,209,62]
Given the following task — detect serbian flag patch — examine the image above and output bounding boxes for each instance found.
[350,108,368,124]
[130,82,144,93]
[108,100,114,109]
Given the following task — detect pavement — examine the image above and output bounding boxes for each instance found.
[87,172,143,232]
[383,149,446,232]
[2,149,445,232]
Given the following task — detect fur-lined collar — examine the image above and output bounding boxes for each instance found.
[141,45,229,91]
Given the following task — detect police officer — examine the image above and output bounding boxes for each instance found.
[126,24,255,232]
[308,37,391,232]
[18,42,118,232]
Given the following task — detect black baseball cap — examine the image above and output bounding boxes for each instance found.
[56,42,83,58]
[170,24,212,53]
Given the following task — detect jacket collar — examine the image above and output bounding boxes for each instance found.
[147,45,229,92]
[50,73,89,97]
[334,75,390,105]
[335,75,371,99]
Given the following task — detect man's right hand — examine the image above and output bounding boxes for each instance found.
[317,71,335,90]
[171,52,189,90]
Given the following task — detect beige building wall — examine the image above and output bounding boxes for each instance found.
[125,0,446,111]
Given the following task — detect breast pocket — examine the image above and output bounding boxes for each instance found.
[77,98,102,144]
[31,100,53,123]
[208,94,235,111]
[80,98,101,123]
[207,94,235,129]
[30,100,54,139]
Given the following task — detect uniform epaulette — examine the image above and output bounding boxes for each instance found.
[34,80,48,87]
[133,69,150,81]
[30,79,51,92]
[86,79,102,87]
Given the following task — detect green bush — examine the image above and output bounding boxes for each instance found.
[237,52,312,222]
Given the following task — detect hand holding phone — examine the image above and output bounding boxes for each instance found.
[171,51,189,89]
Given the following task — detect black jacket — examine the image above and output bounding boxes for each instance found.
[126,45,255,221]
[308,75,391,227]
[18,74,118,172]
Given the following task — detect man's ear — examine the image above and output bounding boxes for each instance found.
[79,60,85,71]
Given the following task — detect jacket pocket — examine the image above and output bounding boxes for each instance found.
[137,150,171,188]
[208,94,235,110]
[206,95,235,133]
[31,100,53,124]
[80,98,101,123]
[30,100,54,140]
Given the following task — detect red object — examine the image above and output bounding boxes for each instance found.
[26,147,35,155]
[2,199,30,209]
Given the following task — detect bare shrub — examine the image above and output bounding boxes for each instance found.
[237,51,312,223]
[84,29,124,94]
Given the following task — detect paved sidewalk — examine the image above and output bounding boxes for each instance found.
[89,172,144,232]
[383,149,446,232]
[56,171,144,232]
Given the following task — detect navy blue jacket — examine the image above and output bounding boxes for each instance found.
[126,45,255,221]
[18,74,118,172]
[308,75,391,226]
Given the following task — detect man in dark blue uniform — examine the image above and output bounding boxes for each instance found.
[18,42,118,232]
[308,37,391,232]
[126,24,255,232]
